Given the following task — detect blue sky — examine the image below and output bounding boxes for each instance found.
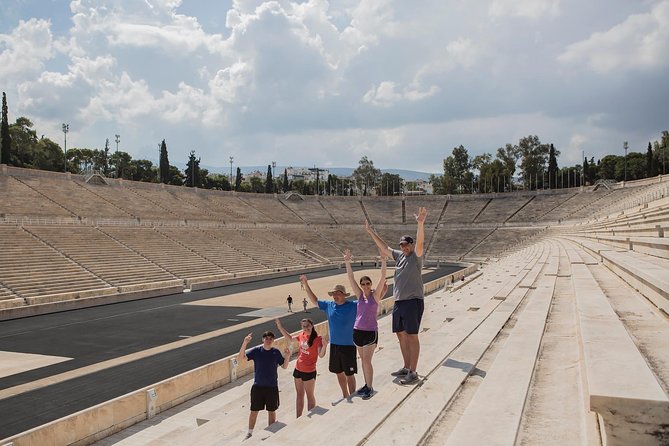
[1,0,668,173]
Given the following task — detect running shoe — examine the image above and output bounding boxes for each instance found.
[400,371,419,385]
[356,384,370,395]
[361,387,374,400]
[390,367,410,377]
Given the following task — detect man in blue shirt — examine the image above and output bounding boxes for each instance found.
[237,331,290,439]
[300,275,358,403]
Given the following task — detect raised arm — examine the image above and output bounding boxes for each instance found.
[299,275,319,306]
[280,346,290,369]
[364,220,392,258]
[237,333,253,364]
[414,207,427,257]
[319,334,329,358]
[373,254,387,303]
[274,318,293,342]
[344,249,363,298]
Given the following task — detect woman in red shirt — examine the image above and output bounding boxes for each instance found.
[275,317,328,417]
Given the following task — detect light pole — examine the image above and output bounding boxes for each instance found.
[624,141,628,184]
[229,156,234,186]
[115,134,120,178]
[62,123,69,172]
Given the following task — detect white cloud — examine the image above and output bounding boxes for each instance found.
[1,0,668,173]
[489,0,560,20]
[558,1,669,72]
[0,18,54,83]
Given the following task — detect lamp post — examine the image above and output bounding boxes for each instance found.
[114,134,120,178]
[624,141,628,184]
[62,123,69,172]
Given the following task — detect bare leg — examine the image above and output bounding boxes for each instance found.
[267,410,276,426]
[304,378,317,411]
[336,372,350,398]
[294,377,305,418]
[406,334,420,372]
[396,331,410,369]
[346,374,356,395]
[359,345,376,388]
[248,411,259,430]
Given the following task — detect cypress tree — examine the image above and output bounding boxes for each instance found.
[159,139,170,183]
[283,168,289,192]
[547,144,558,189]
[265,164,273,193]
[647,142,655,177]
[1,92,11,164]
[235,167,242,191]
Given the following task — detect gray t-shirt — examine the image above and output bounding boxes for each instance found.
[392,249,424,301]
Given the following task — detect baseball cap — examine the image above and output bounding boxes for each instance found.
[399,235,414,245]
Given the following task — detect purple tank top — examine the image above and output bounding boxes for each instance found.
[354,291,379,331]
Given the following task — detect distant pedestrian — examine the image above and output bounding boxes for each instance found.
[287,295,293,312]
[237,331,289,439]
[302,297,308,313]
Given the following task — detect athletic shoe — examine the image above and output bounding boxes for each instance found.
[244,432,253,439]
[356,384,370,395]
[361,387,374,400]
[400,371,419,385]
[390,367,410,377]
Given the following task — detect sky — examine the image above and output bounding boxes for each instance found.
[1,0,668,174]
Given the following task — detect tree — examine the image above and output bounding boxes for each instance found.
[110,151,133,179]
[496,143,520,179]
[647,142,655,177]
[131,159,158,182]
[159,139,170,184]
[8,117,39,167]
[167,165,184,186]
[283,168,289,193]
[1,92,11,164]
[597,155,620,180]
[352,156,381,196]
[204,173,231,190]
[548,144,559,188]
[33,137,64,172]
[517,135,550,190]
[265,164,273,193]
[235,167,243,191]
[378,173,403,196]
[184,150,201,187]
[249,176,264,193]
[441,145,471,193]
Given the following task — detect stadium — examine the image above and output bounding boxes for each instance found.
[1,165,668,446]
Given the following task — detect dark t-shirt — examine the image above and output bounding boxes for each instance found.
[246,346,285,387]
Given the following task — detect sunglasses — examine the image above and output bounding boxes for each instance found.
[360,282,372,286]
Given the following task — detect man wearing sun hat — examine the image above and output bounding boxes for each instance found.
[299,275,358,403]
[365,206,427,385]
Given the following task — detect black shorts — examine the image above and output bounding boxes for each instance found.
[250,385,280,412]
[353,329,378,347]
[329,344,357,375]
[292,369,317,381]
[392,298,425,334]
